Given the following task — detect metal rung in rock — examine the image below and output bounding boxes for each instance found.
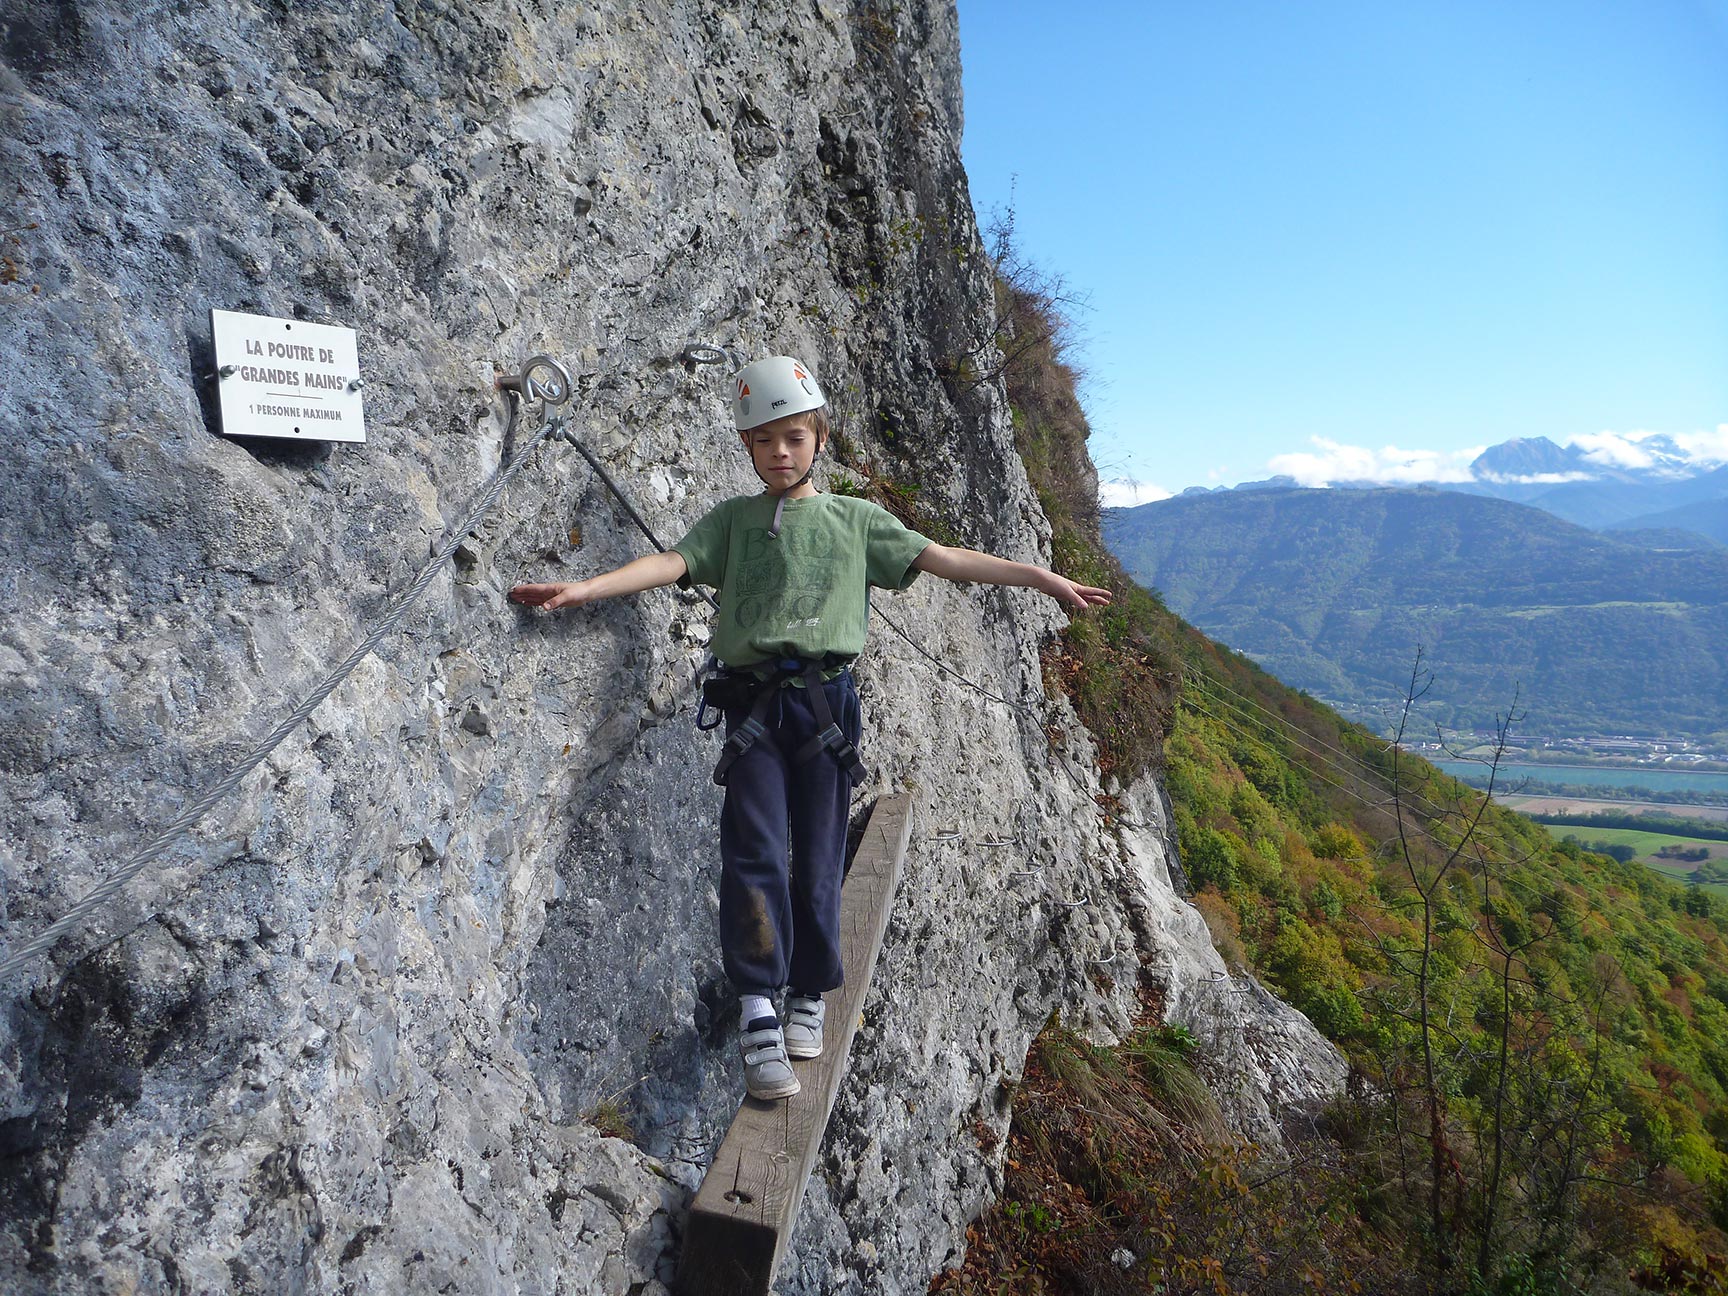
[674,793,915,1296]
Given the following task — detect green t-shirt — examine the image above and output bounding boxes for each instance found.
[672,492,933,669]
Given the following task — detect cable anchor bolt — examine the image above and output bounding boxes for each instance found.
[680,342,743,374]
[497,355,574,408]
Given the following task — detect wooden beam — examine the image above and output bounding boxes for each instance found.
[675,793,915,1296]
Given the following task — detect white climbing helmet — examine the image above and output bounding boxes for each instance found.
[732,355,826,431]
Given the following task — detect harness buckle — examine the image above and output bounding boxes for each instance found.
[723,716,766,755]
[712,702,774,786]
[802,723,869,783]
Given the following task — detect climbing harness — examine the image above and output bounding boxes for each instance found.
[3,342,1118,987]
[702,657,867,787]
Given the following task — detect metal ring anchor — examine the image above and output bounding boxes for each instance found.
[1089,946,1118,966]
[930,829,961,842]
[977,838,1015,848]
[1052,889,1091,909]
[681,343,744,374]
[497,355,574,408]
[1007,868,1042,880]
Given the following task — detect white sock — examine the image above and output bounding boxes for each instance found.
[740,994,777,1028]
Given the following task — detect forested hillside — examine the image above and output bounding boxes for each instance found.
[936,250,1728,1295]
[1102,486,1728,743]
[1609,497,1728,548]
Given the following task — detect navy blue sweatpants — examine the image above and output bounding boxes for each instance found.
[718,673,862,996]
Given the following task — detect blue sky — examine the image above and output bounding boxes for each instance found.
[955,1,1728,501]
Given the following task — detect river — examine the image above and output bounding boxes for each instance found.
[1432,760,1728,798]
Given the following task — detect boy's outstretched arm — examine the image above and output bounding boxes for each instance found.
[911,544,1112,611]
[509,550,688,611]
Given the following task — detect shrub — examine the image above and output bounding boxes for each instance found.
[1186,825,1241,892]
[1301,984,1366,1040]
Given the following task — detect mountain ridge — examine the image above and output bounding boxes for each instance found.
[1205,433,1728,537]
[1104,485,1728,742]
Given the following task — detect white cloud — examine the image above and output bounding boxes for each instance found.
[1569,429,1660,470]
[1264,437,1479,487]
[1099,476,1172,508]
[1222,423,1728,494]
[1488,471,1595,485]
[1671,423,1728,465]
[1565,425,1728,474]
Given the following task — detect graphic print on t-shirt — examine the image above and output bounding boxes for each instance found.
[732,524,842,636]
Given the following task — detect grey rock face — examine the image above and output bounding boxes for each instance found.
[0,2,1343,1293]
[1113,779,1349,1146]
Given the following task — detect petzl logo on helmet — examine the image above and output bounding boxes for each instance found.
[733,355,822,431]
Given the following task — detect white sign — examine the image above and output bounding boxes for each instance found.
[211,309,366,443]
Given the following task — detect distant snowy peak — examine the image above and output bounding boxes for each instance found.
[1469,436,1585,482]
[1468,433,1717,485]
[1571,432,1702,479]
[1198,435,1728,539]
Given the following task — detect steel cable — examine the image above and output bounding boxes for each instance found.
[0,395,559,983]
[3,403,1133,987]
[1182,692,1392,817]
[1181,691,1460,854]
[1187,683,1410,810]
[1191,674,1458,819]
[557,422,718,613]
[869,596,1119,805]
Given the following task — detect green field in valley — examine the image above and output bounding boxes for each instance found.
[1541,823,1728,894]
[1647,859,1728,894]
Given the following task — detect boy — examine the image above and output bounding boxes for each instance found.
[510,355,1110,1100]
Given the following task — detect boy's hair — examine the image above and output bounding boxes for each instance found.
[747,405,829,443]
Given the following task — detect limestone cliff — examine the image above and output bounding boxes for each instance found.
[0,3,1344,1292]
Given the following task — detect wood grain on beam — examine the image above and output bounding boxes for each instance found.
[675,793,915,1296]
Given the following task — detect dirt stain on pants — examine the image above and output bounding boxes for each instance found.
[743,885,775,960]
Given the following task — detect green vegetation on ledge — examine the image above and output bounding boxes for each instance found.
[982,224,1181,782]
[938,238,1728,1295]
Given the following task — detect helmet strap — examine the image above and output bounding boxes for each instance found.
[762,439,821,539]
[792,439,819,488]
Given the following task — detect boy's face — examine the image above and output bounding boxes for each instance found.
[740,412,826,491]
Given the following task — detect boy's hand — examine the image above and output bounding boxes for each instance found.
[911,544,1113,610]
[509,581,592,611]
[1041,571,1113,610]
[508,552,687,611]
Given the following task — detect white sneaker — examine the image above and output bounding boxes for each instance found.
[782,995,825,1060]
[740,1018,800,1100]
